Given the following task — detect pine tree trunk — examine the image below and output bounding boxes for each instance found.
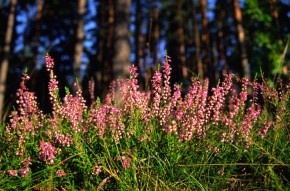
[113,0,131,79]
[31,0,43,91]
[200,0,210,76]
[73,0,86,87]
[0,0,17,122]
[191,1,203,80]
[269,0,281,40]
[233,0,251,80]
[177,1,187,79]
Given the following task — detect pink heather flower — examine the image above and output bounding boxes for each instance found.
[105,81,116,105]
[88,80,95,105]
[120,156,131,169]
[20,167,29,177]
[218,170,225,176]
[258,121,272,138]
[151,71,162,117]
[45,55,55,72]
[7,170,18,177]
[6,72,44,156]
[56,169,66,177]
[62,87,87,133]
[22,157,32,167]
[54,132,73,147]
[92,166,102,175]
[38,141,56,164]
[88,105,107,137]
[240,105,261,139]
[162,54,172,104]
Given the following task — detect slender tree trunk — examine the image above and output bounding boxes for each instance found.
[73,0,86,86]
[233,0,251,80]
[191,0,203,80]
[269,0,281,40]
[135,0,145,89]
[95,0,105,94]
[0,0,17,122]
[152,5,159,66]
[216,6,228,75]
[177,1,187,79]
[101,0,114,98]
[113,0,131,79]
[200,0,212,79]
[31,0,43,91]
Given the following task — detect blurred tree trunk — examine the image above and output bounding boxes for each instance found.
[113,0,131,79]
[177,1,187,79]
[135,0,145,89]
[95,0,106,95]
[269,0,281,40]
[0,0,17,122]
[152,5,159,66]
[191,0,203,80]
[233,0,251,80]
[31,0,44,91]
[200,0,211,79]
[216,4,228,75]
[73,0,86,87]
[101,0,114,98]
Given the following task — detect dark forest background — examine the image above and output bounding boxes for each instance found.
[0,0,290,121]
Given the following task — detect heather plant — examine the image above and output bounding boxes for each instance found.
[0,54,289,190]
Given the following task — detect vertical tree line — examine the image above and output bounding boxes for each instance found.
[0,0,289,121]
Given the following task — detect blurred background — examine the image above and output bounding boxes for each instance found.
[0,0,290,119]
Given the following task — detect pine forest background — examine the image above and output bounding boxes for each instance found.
[0,0,290,121]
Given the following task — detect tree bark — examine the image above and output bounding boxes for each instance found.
[177,1,187,79]
[31,0,44,91]
[73,0,86,86]
[191,0,203,80]
[0,0,17,122]
[200,0,211,79]
[233,0,251,80]
[269,0,281,41]
[113,0,131,79]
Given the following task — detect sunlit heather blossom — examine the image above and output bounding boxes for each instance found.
[259,121,272,138]
[38,141,56,164]
[62,84,87,133]
[105,80,116,105]
[22,157,32,167]
[120,65,150,120]
[206,74,234,125]
[20,167,29,177]
[92,166,102,175]
[56,169,66,177]
[6,73,44,156]
[88,80,95,105]
[162,54,172,104]
[240,104,261,139]
[88,104,107,136]
[54,132,73,147]
[151,71,162,117]
[218,170,225,176]
[120,156,131,169]
[45,54,55,72]
[7,170,18,176]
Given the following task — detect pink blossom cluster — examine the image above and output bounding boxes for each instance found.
[6,72,44,156]
[62,84,87,133]
[38,141,56,164]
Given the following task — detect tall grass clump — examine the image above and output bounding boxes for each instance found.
[0,54,289,190]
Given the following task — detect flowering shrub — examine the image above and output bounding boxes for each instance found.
[0,54,289,190]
